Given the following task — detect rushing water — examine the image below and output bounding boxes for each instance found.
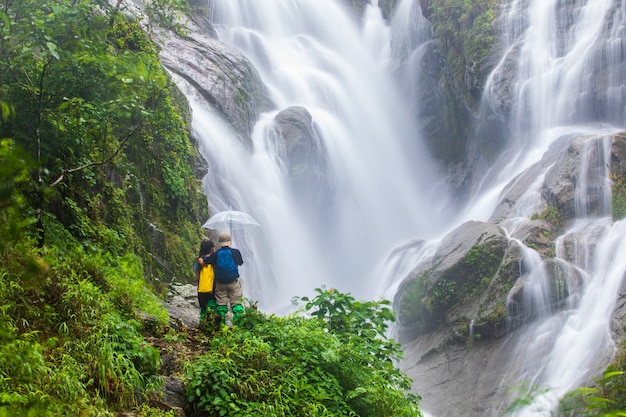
[181,0,626,415]
[475,0,626,415]
[196,0,452,312]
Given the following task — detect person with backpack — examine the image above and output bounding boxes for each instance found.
[194,239,217,324]
[197,232,245,326]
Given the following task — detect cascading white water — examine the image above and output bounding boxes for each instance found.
[195,0,452,312]
[474,0,626,414]
[379,0,626,414]
[499,136,618,416]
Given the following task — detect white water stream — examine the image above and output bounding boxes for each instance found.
[196,0,452,312]
[481,0,626,415]
[186,0,626,415]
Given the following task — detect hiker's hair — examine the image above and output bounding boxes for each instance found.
[199,239,215,256]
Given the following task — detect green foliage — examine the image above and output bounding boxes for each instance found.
[0,1,206,415]
[428,0,498,106]
[300,287,398,362]
[0,322,99,416]
[145,0,190,34]
[483,303,507,327]
[506,369,626,416]
[0,139,33,220]
[186,289,423,417]
[601,344,626,412]
[536,205,565,229]
[134,404,176,417]
[0,207,167,414]
[432,278,457,309]
[110,20,158,53]
[504,381,553,415]
[0,0,207,282]
[611,173,626,221]
[397,272,430,325]
[462,240,502,295]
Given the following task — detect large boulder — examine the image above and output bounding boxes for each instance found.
[395,220,519,416]
[394,221,516,342]
[273,106,334,220]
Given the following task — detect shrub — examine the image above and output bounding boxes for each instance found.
[185,289,423,417]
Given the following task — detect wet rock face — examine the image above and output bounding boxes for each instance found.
[418,0,434,18]
[273,106,334,219]
[164,283,200,327]
[542,136,591,219]
[394,221,514,342]
[339,0,370,19]
[611,133,626,176]
[155,25,272,145]
[118,0,272,145]
[397,133,625,341]
[397,132,626,417]
[377,0,399,21]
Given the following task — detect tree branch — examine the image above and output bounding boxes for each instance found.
[49,118,144,187]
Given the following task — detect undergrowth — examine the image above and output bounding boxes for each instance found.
[185,288,423,417]
[0,208,169,415]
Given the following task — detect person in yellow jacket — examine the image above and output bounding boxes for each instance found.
[195,239,216,324]
[197,232,245,326]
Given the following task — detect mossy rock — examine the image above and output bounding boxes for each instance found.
[395,221,512,340]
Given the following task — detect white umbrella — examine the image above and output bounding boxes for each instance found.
[202,210,260,234]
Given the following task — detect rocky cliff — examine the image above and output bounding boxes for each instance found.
[396,131,626,416]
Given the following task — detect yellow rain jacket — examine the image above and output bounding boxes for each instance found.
[198,264,215,293]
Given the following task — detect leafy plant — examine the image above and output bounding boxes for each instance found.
[0,211,168,414]
[428,0,498,105]
[145,0,190,34]
[539,205,565,229]
[299,287,398,362]
[610,172,626,221]
[397,271,429,323]
[0,0,207,283]
[505,370,626,416]
[185,289,423,417]
[505,381,554,415]
[0,1,208,415]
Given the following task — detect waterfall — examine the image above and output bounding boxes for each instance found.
[488,130,619,417]
[170,0,626,414]
[498,136,618,416]
[191,0,452,312]
[476,0,626,414]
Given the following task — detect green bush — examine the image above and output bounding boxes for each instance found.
[0,0,206,284]
[539,204,565,228]
[185,289,423,417]
[428,0,498,106]
[0,215,167,414]
[0,1,206,415]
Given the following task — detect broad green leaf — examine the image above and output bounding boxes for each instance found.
[46,41,59,59]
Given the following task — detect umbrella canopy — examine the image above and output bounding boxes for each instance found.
[202,210,260,233]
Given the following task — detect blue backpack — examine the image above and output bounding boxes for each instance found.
[215,248,239,283]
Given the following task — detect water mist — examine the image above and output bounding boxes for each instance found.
[195,0,451,312]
